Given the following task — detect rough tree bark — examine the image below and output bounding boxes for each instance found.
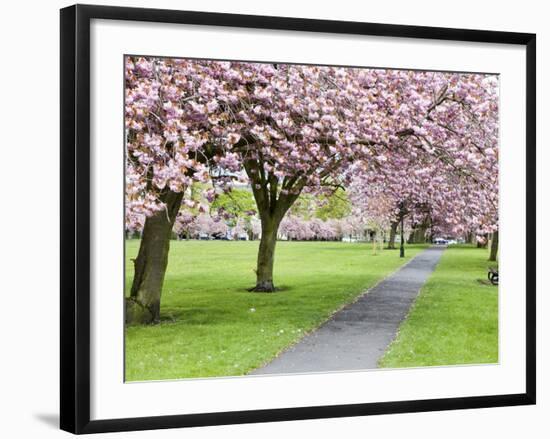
[387,221,398,249]
[489,230,499,262]
[126,189,183,325]
[251,216,282,291]
[244,159,302,292]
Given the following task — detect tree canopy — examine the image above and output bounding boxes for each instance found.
[124,56,499,321]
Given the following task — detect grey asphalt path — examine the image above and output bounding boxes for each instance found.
[249,246,445,375]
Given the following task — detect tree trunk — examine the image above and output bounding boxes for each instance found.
[418,225,428,243]
[243,159,303,292]
[249,217,280,292]
[126,190,183,325]
[387,221,398,249]
[489,230,499,262]
[408,222,428,244]
[407,224,417,244]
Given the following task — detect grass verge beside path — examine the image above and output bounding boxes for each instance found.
[379,245,498,368]
[125,240,427,381]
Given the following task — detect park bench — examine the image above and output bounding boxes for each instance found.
[487,267,499,285]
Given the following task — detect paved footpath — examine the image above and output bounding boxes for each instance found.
[250,246,445,375]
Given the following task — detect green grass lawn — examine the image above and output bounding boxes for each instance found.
[378,245,498,368]
[125,240,427,381]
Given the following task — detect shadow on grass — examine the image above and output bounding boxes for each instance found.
[234,285,293,293]
[160,307,233,324]
[476,279,498,287]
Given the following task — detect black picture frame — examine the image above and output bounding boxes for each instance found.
[60,4,536,434]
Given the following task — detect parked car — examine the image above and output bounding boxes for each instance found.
[212,233,230,240]
[433,238,448,245]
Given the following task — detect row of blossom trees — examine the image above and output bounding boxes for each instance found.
[132,206,432,245]
[280,216,365,241]
[125,56,499,324]
[173,213,261,240]
[170,212,369,242]
[135,201,413,244]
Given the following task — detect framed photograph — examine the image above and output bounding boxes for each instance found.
[60,4,536,434]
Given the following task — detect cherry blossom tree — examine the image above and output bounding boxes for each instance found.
[173,211,195,239]
[125,55,499,323]
[232,217,248,240]
[350,135,498,256]
[280,216,312,241]
[279,215,343,241]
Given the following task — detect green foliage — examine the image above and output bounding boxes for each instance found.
[211,188,256,226]
[379,245,498,368]
[125,240,427,380]
[315,188,351,220]
[189,182,207,201]
[286,189,351,220]
[287,193,316,218]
